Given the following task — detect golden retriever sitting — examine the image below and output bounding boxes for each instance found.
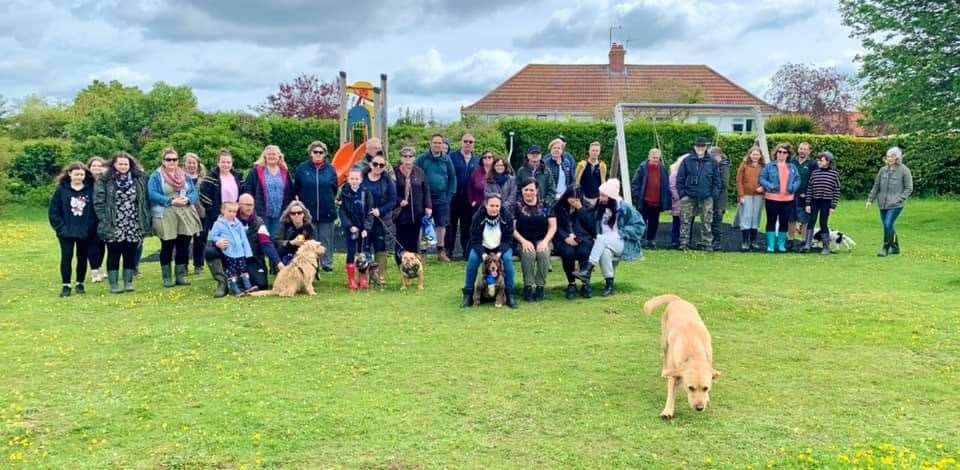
[473,252,506,307]
[250,240,325,297]
[644,294,721,420]
[399,251,424,290]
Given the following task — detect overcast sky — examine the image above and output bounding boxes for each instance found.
[0,0,864,122]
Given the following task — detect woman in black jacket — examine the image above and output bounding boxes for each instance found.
[393,146,432,264]
[460,193,517,309]
[552,185,596,299]
[198,150,244,232]
[49,162,98,297]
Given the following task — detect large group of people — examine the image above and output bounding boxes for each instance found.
[48,135,913,306]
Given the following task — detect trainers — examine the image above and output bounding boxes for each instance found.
[75,283,86,295]
[59,285,71,298]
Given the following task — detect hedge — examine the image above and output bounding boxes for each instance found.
[495,118,960,198]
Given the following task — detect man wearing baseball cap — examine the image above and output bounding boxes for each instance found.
[515,145,557,208]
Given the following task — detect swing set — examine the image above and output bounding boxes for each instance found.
[611,102,770,205]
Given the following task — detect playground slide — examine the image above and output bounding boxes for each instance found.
[332,142,367,185]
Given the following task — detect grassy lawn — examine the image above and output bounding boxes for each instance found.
[1,200,959,468]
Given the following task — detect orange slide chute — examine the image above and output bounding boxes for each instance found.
[331,142,366,185]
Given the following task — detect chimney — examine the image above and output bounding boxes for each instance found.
[609,42,626,74]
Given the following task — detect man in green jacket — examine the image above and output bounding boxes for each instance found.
[416,133,457,261]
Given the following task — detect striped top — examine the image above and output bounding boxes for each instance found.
[805,168,841,209]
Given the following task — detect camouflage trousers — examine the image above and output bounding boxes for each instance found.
[679,197,714,247]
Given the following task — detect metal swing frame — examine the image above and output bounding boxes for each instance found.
[612,102,769,205]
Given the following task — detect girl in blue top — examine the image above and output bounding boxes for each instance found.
[208,201,258,296]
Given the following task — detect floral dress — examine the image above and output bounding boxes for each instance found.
[112,182,143,243]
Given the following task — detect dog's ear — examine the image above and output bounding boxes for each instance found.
[481,253,488,261]
[712,369,722,380]
[492,252,500,260]
[661,368,682,379]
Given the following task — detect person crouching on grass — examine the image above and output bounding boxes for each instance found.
[804,152,842,255]
[208,201,258,296]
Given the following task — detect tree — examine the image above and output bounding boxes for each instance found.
[765,63,858,134]
[840,0,960,133]
[4,96,72,139]
[257,74,339,119]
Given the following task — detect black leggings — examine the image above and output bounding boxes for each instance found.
[88,237,105,270]
[810,199,832,239]
[58,237,90,284]
[764,200,793,232]
[191,230,206,268]
[160,235,192,265]
[556,240,592,283]
[641,205,661,241]
[394,220,421,265]
[106,241,139,271]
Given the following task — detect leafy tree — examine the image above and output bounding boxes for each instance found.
[765,63,858,134]
[258,74,339,119]
[840,0,960,133]
[5,96,72,139]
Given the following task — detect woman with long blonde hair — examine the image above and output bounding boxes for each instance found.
[243,145,293,237]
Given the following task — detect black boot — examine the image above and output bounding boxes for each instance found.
[506,291,518,309]
[208,258,228,298]
[749,229,760,251]
[878,232,892,257]
[740,230,750,252]
[580,282,592,298]
[108,270,123,294]
[60,285,71,298]
[460,288,474,308]
[522,286,533,302]
[227,279,245,297]
[534,286,545,301]
[565,283,578,300]
[602,278,615,297]
[889,232,900,255]
[572,262,594,283]
[74,283,85,295]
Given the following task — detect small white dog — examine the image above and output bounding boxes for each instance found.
[813,230,857,252]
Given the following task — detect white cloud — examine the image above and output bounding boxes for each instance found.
[90,66,151,85]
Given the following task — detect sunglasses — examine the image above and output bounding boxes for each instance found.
[290,211,304,215]
[482,155,494,159]
[371,162,386,168]
[164,157,179,162]
[776,150,789,154]
[312,150,325,155]
[462,140,475,144]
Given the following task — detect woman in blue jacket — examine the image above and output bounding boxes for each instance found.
[148,148,203,287]
[760,143,801,253]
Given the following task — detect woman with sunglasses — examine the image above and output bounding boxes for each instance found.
[275,201,315,266]
[760,143,801,253]
[362,151,397,285]
[148,147,203,287]
[393,146,432,265]
[292,141,338,271]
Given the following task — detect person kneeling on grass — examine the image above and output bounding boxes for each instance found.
[205,193,281,297]
[461,193,518,309]
[573,179,646,297]
[208,201,258,296]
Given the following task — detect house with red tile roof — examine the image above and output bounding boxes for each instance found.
[463,44,778,133]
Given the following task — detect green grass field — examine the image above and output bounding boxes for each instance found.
[1,200,959,468]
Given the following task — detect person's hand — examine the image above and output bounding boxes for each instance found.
[399,199,409,207]
[361,230,368,238]
[425,208,433,216]
[520,240,535,253]
[290,238,303,247]
[536,240,550,252]
[865,201,872,209]
[215,239,230,250]
[564,234,578,246]
[755,187,764,194]
[277,262,286,270]
[739,197,745,205]
[570,198,582,210]
[350,226,359,234]
[371,208,380,217]
[805,206,811,214]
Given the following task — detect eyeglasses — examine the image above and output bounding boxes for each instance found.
[312,150,325,155]
[371,162,386,168]
[164,158,179,162]
[290,211,304,215]
[462,140,475,144]
[776,150,789,154]
[482,155,494,159]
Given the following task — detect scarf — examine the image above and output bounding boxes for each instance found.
[494,173,509,186]
[162,166,186,193]
[115,172,133,191]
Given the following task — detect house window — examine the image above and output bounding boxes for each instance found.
[732,119,745,133]
[746,119,754,132]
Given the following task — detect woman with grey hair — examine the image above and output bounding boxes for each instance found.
[867,146,913,257]
[275,200,314,266]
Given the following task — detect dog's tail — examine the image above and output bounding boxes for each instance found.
[643,294,683,316]
[247,289,276,297]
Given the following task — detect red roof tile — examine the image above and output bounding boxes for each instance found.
[463,64,777,115]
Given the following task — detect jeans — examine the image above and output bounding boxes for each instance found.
[464,248,515,292]
[58,237,90,284]
[313,221,335,269]
[880,207,903,237]
[556,240,592,283]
